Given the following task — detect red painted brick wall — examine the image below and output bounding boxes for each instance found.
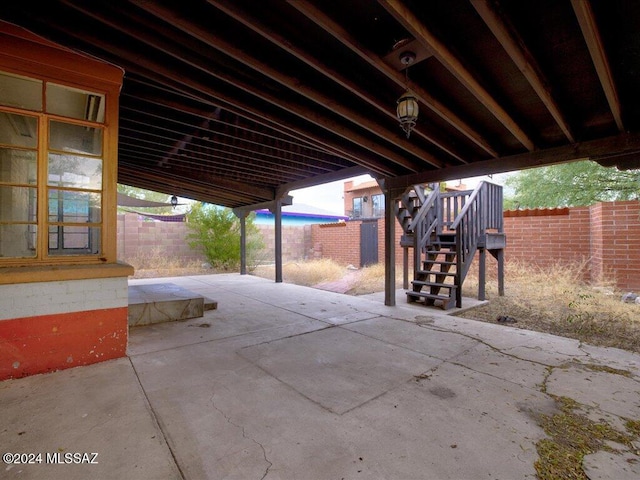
[309,219,406,267]
[503,207,591,268]
[590,201,640,289]
[501,202,639,289]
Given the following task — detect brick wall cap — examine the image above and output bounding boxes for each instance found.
[504,208,569,217]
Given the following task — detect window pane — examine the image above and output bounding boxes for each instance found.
[47,84,104,123]
[0,186,36,222]
[0,72,42,111]
[0,112,38,148]
[48,190,101,223]
[48,153,102,189]
[49,121,102,156]
[0,148,37,185]
[0,224,37,258]
[48,225,101,256]
[372,194,385,217]
[352,197,362,218]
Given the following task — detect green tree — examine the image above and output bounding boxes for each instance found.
[186,203,264,271]
[505,161,640,208]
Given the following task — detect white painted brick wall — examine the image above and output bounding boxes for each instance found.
[0,277,129,321]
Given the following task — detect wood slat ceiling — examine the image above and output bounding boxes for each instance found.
[2,0,639,207]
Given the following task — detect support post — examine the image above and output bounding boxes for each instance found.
[478,248,486,301]
[239,213,247,275]
[272,199,283,283]
[497,248,505,296]
[403,246,409,290]
[379,184,403,306]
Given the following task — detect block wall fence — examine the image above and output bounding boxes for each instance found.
[117,200,639,290]
[117,214,311,266]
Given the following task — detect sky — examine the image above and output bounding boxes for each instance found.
[289,172,515,215]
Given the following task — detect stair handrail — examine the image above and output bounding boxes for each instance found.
[449,181,503,306]
[449,181,503,231]
[409,186,439,233]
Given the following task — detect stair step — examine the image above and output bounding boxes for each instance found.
[416,270,457,277]
[406,291,452,302]
[423,260,456,266]
[412,280,457,289]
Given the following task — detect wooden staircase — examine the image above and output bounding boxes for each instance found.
[396,182,505,310]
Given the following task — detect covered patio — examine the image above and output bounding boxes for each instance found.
[2,2,640,477]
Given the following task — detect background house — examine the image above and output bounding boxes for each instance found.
[344,179,385,219]
[255,203,348,225]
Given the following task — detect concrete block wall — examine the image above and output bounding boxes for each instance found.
[117,214,207,264]
[256,224,311,263]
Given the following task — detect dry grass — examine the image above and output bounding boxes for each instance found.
[252,259,345,286]
[126,247,213,279]
[458,260,640,353]
[346,263,404,295]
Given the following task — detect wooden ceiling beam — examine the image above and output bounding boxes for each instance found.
[118,135,321,181]
[117,172,259,207]
[119,128,333,178]
[277,166,370,198]
[386,131,640,190]
[120,89,354,169]
[570,0,624,131]
[380,0,535,151]
[207,0,467,165]
[41,17,399,178]
[118,163,274,203]
[159,111,218,167]
[130,0,442,170]
[125,77,361,164]
[288,0,498,158]
[119,105,338,175]
[471,0,575,142]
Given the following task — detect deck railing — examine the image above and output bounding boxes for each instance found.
[450,181,503,305]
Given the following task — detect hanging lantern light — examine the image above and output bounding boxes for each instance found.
[397,91,419,138]
[396,51,419,138]
[170,195,178,208]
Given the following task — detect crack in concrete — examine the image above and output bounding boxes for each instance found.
[210,396,273,480]
[129,358,186,480]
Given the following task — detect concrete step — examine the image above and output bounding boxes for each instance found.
[128,283,216,327]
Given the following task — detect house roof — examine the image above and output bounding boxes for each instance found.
[2,1,640,208]
[345,180,381,193]
[256,203,347,220]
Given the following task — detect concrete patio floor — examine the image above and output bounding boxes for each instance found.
[2,273,640,479]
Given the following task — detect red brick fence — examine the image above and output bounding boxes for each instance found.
[117,200,640,290]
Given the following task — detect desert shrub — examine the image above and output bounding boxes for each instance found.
[186,204,264,271]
